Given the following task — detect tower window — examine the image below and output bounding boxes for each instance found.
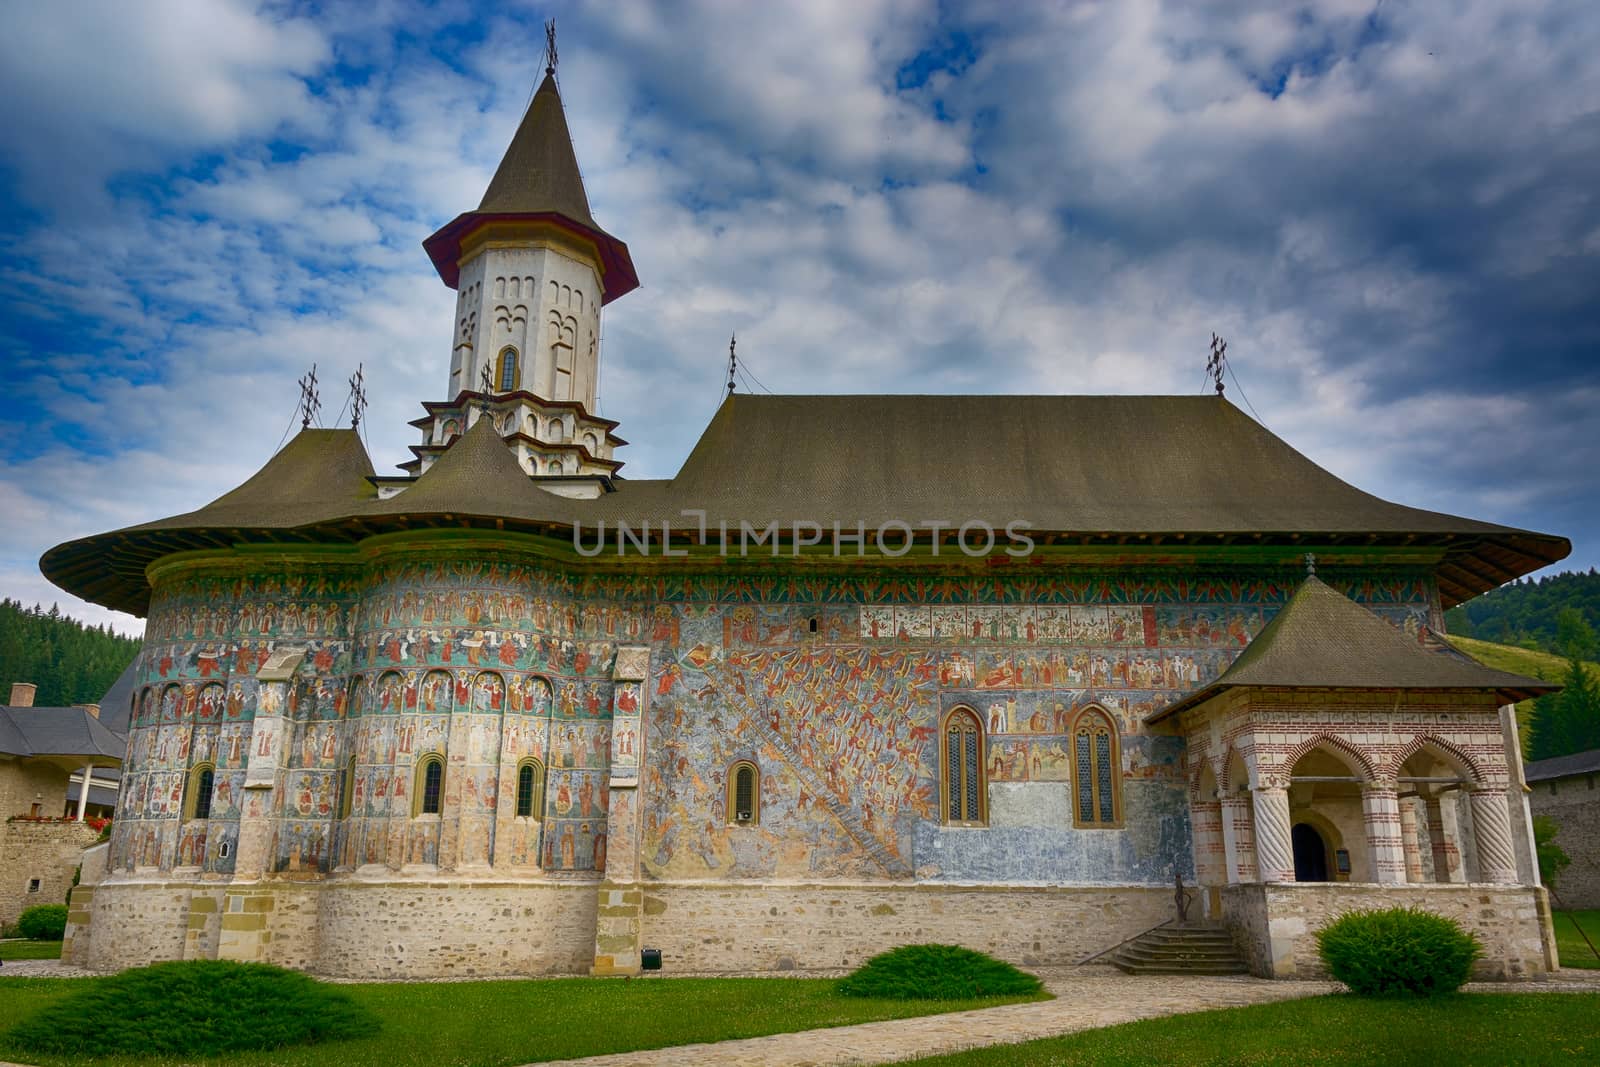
[728,761,760,826]
[497,347,520,392]
[942,708,985,825]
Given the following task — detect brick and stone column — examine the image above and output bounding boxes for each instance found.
[592,646,650,976]
[1469,790,1519,884]
[1252,787,1295,883]
[1424,793,1464,883]
[1361,785,1406,884]
[1190,799,1227,887]
[1399,796,1426,883]
[1219,793,1258,884]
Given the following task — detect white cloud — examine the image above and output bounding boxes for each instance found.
[1,0,1597,641]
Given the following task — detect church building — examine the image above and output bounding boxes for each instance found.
[42,63,1569,980]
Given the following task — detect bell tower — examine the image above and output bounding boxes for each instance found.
[403,45,639,497]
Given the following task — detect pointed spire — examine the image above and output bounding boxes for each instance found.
[477,72,596,226]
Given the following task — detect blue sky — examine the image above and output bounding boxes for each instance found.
[1,0,1596,635]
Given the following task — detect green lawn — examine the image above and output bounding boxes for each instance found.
[0,940,62,962]
[1556,910,1600,970]
[0,975,1044,1067]
[905,992,1600,1066]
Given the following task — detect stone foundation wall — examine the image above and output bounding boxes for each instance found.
[638,882,1174,971]
[72,877,599,978]
[0,819,99,926]
[1530,773,1600,909]
[1221,882,1554,980]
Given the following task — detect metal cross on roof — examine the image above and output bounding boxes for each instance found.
[1207,333,1227,397]
[348,364,367,431]
[726,333,738,394]
[296,363,321,430]
[544,19,558,77]
[480,361,494,394]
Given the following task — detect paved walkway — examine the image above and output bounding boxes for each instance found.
[529,967,1337,1067]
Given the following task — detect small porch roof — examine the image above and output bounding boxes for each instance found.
[1146,575,1556,724]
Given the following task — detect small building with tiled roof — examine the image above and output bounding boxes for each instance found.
[1528,747,1600,910]
[41,57,1570,981]
[1,681,125,926]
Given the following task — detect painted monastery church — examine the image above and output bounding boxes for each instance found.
[43,66,1571,980]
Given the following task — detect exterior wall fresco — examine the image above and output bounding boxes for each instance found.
[109,554,1440,896]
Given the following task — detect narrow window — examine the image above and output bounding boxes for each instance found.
[497,347,519,391]
[942,708,985,825]
[186,763,216,821]
[338,755,356,819]
[1071,707,1122,828]
[416,756,444,816]
[516,758,545,818]
[728,761,760,825]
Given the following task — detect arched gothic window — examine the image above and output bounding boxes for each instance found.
[516,758,545,819]
[728,761,760,826]
[1071,707,1122,828]
[415,755,444,816]
[497,346,519,392]
[942,708,985,825]
[185,763,216,821]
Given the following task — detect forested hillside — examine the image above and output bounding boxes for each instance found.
[0,599,141,707]
[1445,570,1600,653]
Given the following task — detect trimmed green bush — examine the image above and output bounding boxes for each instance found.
[1315,906,1482,997]
[838,944,1043,1000]
[15,904,67,941]
[3,960,379,1056]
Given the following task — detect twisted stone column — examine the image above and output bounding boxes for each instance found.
[1190,799,1227,887]
[1425,795,1464,883]
[1252,787,1295,883]
[1219,794,1258,884]
[1361,785,1407,884]
[1398,797,1426,883]
[1469,790,1519,884]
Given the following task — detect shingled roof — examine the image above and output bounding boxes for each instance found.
[422,73,638,301]
[1524,748,1600,783]
[40,394,1570,616]
[478,72,596,223]
[1146,575,1557,722]
[0,705,125,763]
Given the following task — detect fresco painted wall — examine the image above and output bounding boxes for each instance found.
[114,549,1440,891]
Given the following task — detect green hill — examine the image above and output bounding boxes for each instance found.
[0,599,141,707]
[1445,570,1600,654]
[1443,634,1598,758]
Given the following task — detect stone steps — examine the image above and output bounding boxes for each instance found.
[1110,923,1251,976]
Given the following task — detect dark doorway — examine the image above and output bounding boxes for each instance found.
[1292,823,1328,882]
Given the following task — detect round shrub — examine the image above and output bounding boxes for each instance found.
[1315,906,1482,997]
[4,960,379,1057]
[837,944,1043,1000]
[15,904,67,941]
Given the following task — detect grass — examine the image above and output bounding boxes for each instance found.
[904,992,1600,1066]
[0,940,62,962]
[1442,635,1600,755]
[1555,910,1600,970]
[0,974,1045,1067]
